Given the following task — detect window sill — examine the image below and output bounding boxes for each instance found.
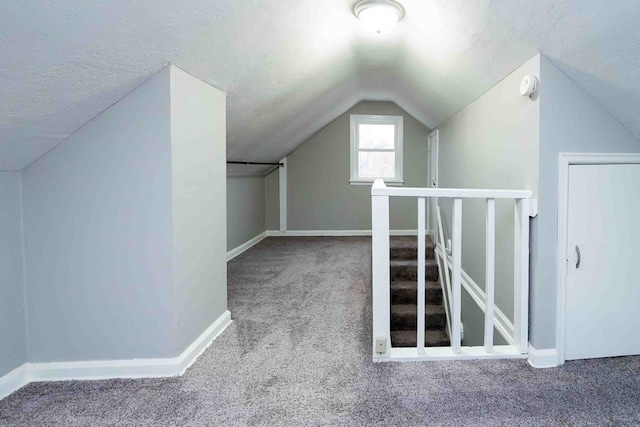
[349,179,404,186]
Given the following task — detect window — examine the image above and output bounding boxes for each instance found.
[350,114,403,185]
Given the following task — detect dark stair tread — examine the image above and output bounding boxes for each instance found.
[390,235,435,249]
[390,259,439,281]
[390,303,447,331]
[390,259,438,268]
[390,236,436,260]
[391,330,450,347]
[390,280,443,304]
[391,304,446,316]
[390,280,441,291]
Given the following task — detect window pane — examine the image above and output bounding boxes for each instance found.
[358,151,395,178]
[358,124,395,149]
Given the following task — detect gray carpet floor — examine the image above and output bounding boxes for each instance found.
[1,236,640,426]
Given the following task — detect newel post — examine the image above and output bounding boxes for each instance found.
[513,198,530,353]
[371,180,390,359]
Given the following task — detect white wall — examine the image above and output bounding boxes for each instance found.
[0,172,27,376]
[532,56,640,350]
[22,68,176,362]
[170,66,227,354]
[227,176,266,251]
[437,54,541,344]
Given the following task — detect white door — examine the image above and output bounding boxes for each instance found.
[427,130,439,238]
[565,163,640,360]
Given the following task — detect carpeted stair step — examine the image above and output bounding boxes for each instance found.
[390,236,435,261]
[390,259,439,281]
[390,281,443,305]
[390,304,447,331]
[391,330,450,347]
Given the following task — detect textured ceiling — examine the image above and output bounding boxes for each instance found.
[1,0,639,172]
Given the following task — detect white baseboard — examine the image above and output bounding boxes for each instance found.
[527,344,559,368]
[227,232,267,261]
[177,310,231,375]
[379,345,527,363]
[0,364,29,401]
[435,246,514,345]
[266,229,418,237]
[0,310,232,401]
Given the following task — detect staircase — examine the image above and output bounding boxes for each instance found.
[389,236,450,347]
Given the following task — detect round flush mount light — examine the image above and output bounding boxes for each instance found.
[354,0,404,34]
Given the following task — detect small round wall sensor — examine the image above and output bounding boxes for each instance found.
[520,75,538,97]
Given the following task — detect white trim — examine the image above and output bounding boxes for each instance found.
[376,345,526,363]
[484,198,496,353]
[31,310,231,381]
[417,198,426,354]
[556,153,640,366]
[513,198,530,353]
[427,129,439,239]
[528,198,539,217]
[451,198,462,353]
[372,185,532,199]
[528,344,559,368]
[0,364,29,401]
[227,232,267,261]
[435,246,514,345]
[279,157,287,232]
[31,356,179,382]
[371,193,391,358]
[350,114,404,185]
[435,207,452,339]
[265,229,418,237]
[176,310,231,375]
[0,311,231,401]
[349,179,404,186]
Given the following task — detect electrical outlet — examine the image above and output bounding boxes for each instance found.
[446,239,452,254]
[375,337,387,353]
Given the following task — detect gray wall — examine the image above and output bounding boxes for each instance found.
[532,56,640,349]
[461,290,507,346]
[437,54,541,345]
[226,176,266,250]
[264,170,279,231]
[171,66,228,354]
[22,68,176,362]
[284,101,430,230]
[0,172,27,376]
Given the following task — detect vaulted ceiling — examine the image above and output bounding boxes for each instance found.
[1,0,639,173]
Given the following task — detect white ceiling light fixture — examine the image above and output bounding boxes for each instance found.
[354,0,404,34]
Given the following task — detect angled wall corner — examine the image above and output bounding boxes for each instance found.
[0,172,27,378]
[22,66,176,363]
[168,65,228,355]
[17,64,228,368]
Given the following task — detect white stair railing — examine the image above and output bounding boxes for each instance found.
[371,179,535,362]
[435,207,452,344]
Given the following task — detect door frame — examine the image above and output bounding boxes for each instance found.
[427,129,439,239]
[556,152,640,365]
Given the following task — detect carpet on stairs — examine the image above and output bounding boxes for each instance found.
[389,235,450,348]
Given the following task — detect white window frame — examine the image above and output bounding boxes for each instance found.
[349,114,404,185]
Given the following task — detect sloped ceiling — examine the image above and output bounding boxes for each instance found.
[1,0,639,173]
